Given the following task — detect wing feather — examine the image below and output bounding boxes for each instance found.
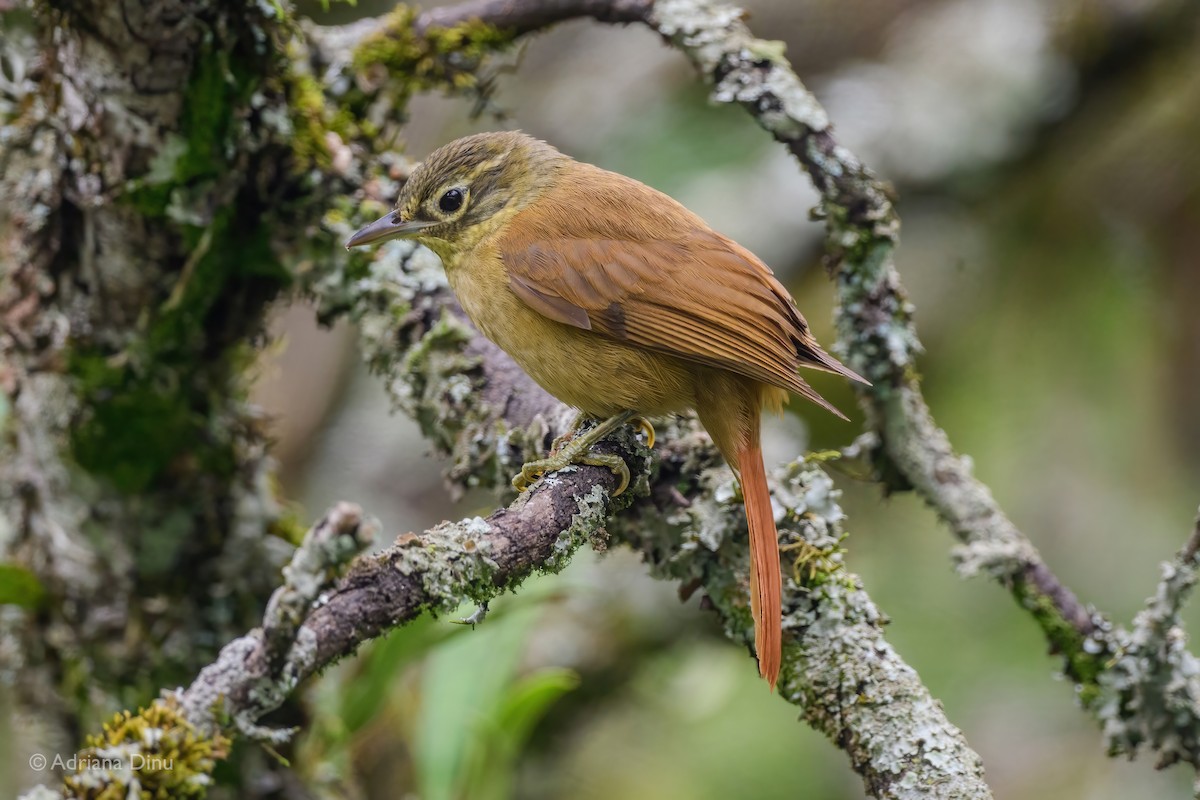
[495,165,866,407]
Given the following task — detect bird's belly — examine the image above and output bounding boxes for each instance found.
[507,327,696,418]
[454,275,694,418]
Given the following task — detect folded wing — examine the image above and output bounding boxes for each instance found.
[496,167,866,417]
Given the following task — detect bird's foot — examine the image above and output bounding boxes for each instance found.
[513,452,630,496]
[548,415,651,456]
[513,410,637,496]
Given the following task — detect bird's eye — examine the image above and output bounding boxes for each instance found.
[438,188,464,213]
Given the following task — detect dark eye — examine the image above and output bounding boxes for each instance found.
[438,188,464,213]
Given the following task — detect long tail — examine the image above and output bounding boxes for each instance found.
[738,429,782,690]
[696,377,785,690]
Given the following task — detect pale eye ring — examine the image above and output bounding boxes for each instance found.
[438,188,464,213]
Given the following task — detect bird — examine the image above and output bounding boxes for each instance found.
[346,131,865,690]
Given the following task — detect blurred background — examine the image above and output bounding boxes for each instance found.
[257,0,1200,796]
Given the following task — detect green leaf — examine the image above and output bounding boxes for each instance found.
[0,563,47,609]
[492,668,579,745]
[461,668,580,800]
[414,601,541,800]
[340,615,460,734]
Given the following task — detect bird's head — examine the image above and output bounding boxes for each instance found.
[345,131,563,260]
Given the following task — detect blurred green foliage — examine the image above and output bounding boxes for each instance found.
[0,564,46,609]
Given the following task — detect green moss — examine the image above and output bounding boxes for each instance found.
[69,353,199,493]
[126,182,175,219]
[288,67,338,170]
[69,197,289,492]
[0,563,47,609]
[74,25,292,491]
[352,6,515,102]
[177,47,236,183]
[1015,580,1106,704]
[269,491,310,547]
[124,42,262,217]
[283,6,515,172]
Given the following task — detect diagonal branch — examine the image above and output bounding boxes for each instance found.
[178,449,639,739]
[414,0,652,34]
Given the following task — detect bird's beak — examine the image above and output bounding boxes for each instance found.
[344,212,437,249]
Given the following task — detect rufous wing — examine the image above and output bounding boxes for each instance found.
[495,167,866,416]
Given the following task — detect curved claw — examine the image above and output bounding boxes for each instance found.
[632,417,656,449]
[512,463,547,493]
[513,411,637,496]
[580,453,630,496]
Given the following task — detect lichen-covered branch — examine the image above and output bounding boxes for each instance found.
[306,238,566,494]
[621,439,989,797]
[572,0,1200,773]
[261,502,377,670]
[19,504,373,799]
[0,0,527,789]
[175,435,644,739]
[1102,511,1200,769]
[414,0,652,34]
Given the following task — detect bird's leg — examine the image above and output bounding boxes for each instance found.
[549,412,652,454]
[514,410,637,496]
[548,412,583,456]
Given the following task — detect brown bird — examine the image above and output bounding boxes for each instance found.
[346,131,864,689]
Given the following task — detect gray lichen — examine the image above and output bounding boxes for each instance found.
[652,0,830,136]
[2,0,329,789]
[262,503,376,665]
[1090,524,1200,767]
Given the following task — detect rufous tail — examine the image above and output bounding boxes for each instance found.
[738,434,782,690]
[696,377,786,690]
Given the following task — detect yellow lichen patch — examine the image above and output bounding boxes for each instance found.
[352,5,515,99]
[63,698,231,800]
